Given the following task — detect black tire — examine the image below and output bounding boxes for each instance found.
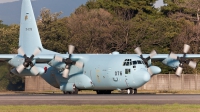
[71,87,79,94]
[134,89,137,94]
[63,91,71,94]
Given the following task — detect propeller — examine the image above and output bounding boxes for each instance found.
[169,44,197,76]
[134,47,157,75]
[16,47,41,75]
[54,45,84,78]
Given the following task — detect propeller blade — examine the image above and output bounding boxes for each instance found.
[149,50,157,58]
[62,69,70,78]
[147,67,153,76]
[68,45,75,54]
[134,47,142,56]
[183,44,190,54]
[30,66,39,75]
[54,56,63,62]
[188,61,197,69]
[75,61,84,68]
[169,52,178,59]
[16,64,25,73]
[18,47,25,56]
[33,47,41,56]
[176,67,183,76]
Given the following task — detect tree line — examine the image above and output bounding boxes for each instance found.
[0,0,199,91]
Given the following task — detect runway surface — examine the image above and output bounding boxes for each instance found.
[0,94,200,105]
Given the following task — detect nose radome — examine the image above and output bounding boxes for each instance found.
[143,71,150,82]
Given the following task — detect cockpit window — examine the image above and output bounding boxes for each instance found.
[123,59,143,66]
[133,61,137,65]
[123,59,132,66]
[130,62,132,65]
[137,60,142,64]
[123,62,126,66]
[141,61,145,64]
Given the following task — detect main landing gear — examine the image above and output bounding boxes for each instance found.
[127,89,137,94]
[63,86,79,94]
[96,90,112,94]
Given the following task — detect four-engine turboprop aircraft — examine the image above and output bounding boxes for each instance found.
[0,0,199,94]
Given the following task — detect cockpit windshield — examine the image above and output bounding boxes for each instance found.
[123,59,144,66]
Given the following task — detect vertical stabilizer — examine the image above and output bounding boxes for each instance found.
[19,0,43,55]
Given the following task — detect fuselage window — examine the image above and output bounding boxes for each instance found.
[125,69,131,74]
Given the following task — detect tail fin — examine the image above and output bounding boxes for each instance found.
[19,0,43,55]
[19,0,58,55]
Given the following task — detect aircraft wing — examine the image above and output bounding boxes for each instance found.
[0,54,83,63]
[1,54,200,62]
[0,54,54,63]
[35,54,84,63]
[141,54,200,61]
[0,54,17,61]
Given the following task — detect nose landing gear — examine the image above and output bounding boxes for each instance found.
[127,89,137,94]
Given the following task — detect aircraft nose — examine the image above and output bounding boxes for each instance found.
[143,71,150,82]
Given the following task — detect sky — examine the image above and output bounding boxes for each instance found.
[0,0,165,25]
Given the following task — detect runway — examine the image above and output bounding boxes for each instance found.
[0,94,200,105]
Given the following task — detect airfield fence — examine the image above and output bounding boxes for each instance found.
[25,74,200,91]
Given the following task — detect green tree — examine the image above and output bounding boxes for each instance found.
[67,7,130,53]
[38,8,69,53]
[0,24,19,54]
[86,0,158,20]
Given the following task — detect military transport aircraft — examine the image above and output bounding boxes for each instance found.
[0,0,199,94]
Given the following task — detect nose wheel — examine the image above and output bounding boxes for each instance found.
[134,89,137,94]
[127,89,137,94]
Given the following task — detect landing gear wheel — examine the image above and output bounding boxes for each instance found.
[63,91,71,94]
[63,85,79,95]
[134,89,137,94]
[71,86,78,94]
[127,89,133,94]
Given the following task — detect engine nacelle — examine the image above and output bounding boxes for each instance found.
[149,66,161,75]
[8,55,25,67]
[162,58,180,68]
[10,67,45,76]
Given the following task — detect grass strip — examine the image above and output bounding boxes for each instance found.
[0,104,200,112]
